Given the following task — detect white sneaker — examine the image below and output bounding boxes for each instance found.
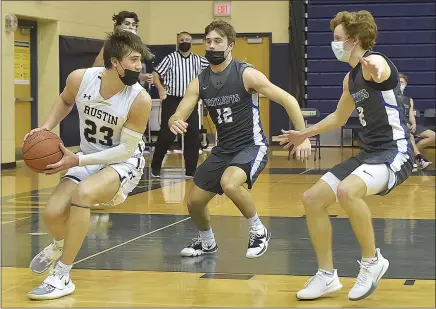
[348,248,389,301]
[296,269,342,300]
[29,240,64,275]
[28,269,75,300]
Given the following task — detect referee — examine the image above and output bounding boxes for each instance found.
[151,31,209,178]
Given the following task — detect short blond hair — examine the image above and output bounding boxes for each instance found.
[330,10,377,50]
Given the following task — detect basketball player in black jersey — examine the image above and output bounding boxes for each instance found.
[169,20,311,259]
[399,73,433,170]
[279,11,413,301]
[93,11,154,86]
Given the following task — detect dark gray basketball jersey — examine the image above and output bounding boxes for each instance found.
[401,96,412,119]
[348,51,410,154]
[198,60,267,153]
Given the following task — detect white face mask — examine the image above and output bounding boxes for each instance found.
[331,39,355,62]
[400,84,406,94]
[123,28,137,34]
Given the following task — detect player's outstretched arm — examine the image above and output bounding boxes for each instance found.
[78,90,152,167]
[243,68,311,160]
[242,67,306,131]
[168,78,200,135]
[359,54,391,84]
[279,73,355,149]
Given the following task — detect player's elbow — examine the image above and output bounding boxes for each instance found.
[332,112,348,127]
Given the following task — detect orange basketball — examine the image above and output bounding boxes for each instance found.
[22,130,63,173]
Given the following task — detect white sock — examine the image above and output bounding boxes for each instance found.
[362,256,378,264]
[248,213,263,230]
[199,229,215,245]
[319,269,334,276]
[54,261,72,276]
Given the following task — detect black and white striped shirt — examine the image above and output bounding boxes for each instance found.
[154,51,209,97]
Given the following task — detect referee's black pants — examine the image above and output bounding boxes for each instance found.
[151,95,200,176]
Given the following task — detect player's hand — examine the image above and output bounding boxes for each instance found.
[278,129,307,149]
[359,56,382,81]
[158,89,167,101]
[139,73,154,84]
[169,119,188,135]
[45,144,79,175]
[293,139,312,161]
[410,123,416,133]
[22,127,49,147]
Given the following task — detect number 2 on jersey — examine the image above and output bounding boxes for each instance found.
[84,119,114,146]
[217,107,233,124]
[356,106,367,127]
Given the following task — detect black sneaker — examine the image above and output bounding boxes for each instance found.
[246,226,271,258]
[151,169,160,178]
[180,237,218,257]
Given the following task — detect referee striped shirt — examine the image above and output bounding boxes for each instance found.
[154,51,209,97]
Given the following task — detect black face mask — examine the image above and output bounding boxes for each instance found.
[118,64,140,86]
[179,42,191,53]
[205,50,227,65]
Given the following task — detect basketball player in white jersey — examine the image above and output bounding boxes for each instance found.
[25,31,152,300]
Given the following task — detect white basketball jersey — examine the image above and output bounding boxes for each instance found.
[75,67,145,157]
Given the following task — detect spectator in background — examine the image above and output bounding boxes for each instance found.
[399,73,433,169]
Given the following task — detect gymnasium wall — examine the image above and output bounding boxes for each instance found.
[1,1,289,164]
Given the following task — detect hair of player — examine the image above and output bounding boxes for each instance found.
[330,10,378,50]
[103,31,154,68]
[399,73,408,83]
[205,20,236,45]
[112,11,139,27]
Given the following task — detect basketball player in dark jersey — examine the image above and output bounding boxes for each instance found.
[93,11,154,86]
[399,73,432,169]
[279,11,413,301]
[168,20,311,259]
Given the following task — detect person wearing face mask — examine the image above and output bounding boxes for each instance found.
[279,11,414,301]
[168,20,311,260]
[93,11,155,87]
[399,73,433,170]
[151,31,209,178]
[26,31,152,300]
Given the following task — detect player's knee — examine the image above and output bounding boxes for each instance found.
[43,203,66,224]
[429,130,436,142]
[187,193,205,211]
[220,178,238,196]
[336,183,355,206]
[302,189,325,213]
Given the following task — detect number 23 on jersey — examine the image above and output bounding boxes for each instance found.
[84,119,114,146]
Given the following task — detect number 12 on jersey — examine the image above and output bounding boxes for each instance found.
[216,107,233,124]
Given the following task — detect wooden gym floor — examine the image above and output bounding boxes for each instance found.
[1,147,435,307]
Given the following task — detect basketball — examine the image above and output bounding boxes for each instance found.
[22,130,63,173]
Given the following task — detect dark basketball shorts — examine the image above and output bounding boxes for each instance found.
[194,145,268,195]
[321,149,413,197]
